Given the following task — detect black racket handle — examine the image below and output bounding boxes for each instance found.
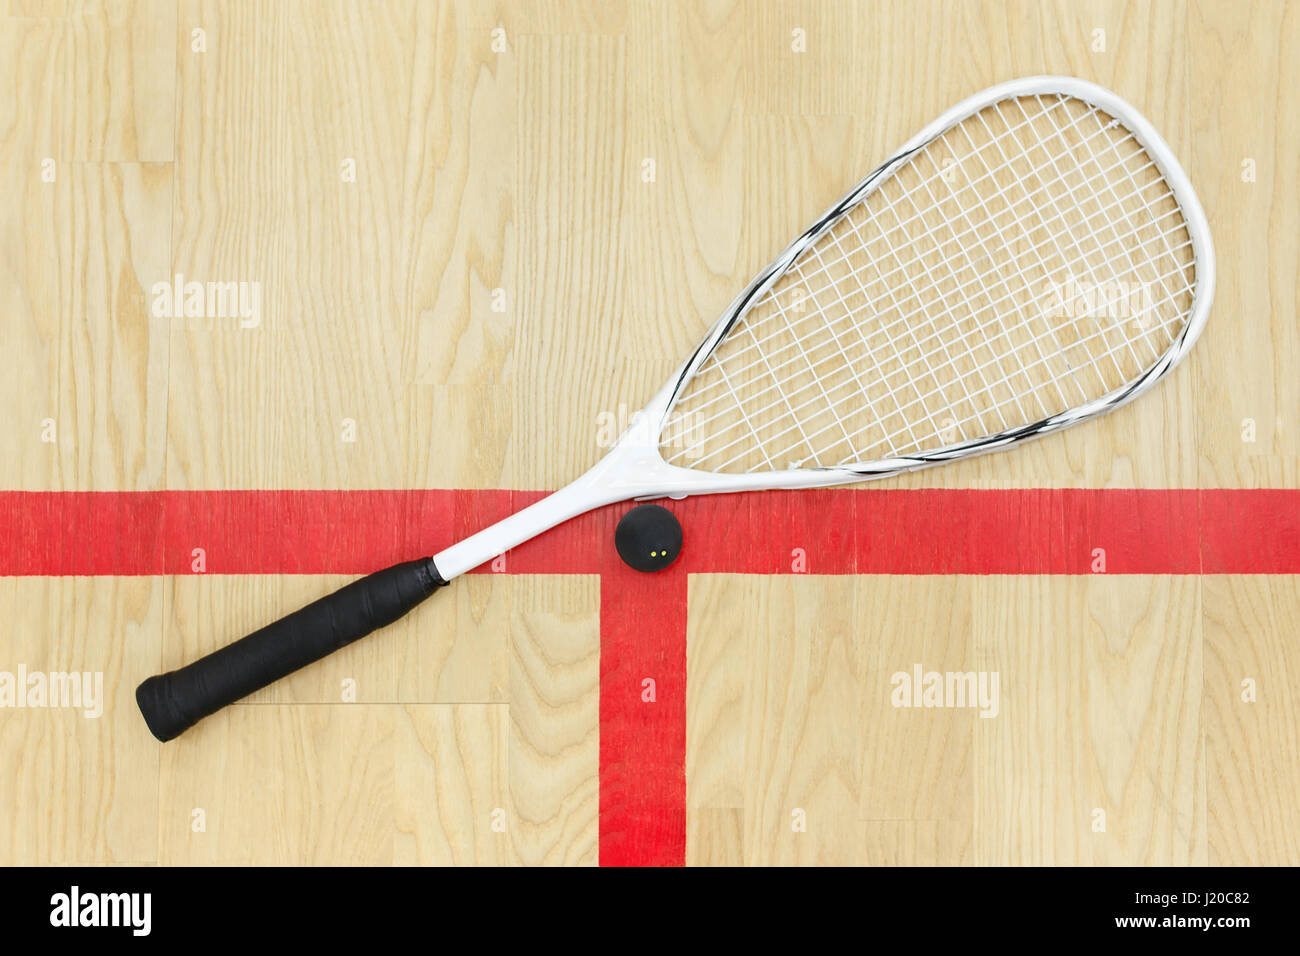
[136,557,447,741]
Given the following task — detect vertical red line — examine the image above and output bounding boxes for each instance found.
[597,561,689,867]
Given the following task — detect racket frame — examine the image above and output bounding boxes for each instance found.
[434,76,1214,579]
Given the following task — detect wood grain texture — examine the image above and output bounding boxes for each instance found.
[0,577,160,864]
[0,0,1297,866]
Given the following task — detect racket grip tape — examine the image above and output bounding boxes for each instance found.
[136,557,447,741]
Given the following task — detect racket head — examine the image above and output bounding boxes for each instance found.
[650,76,1214,487]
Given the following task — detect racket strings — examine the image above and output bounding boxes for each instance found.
[684,102,1187,453]
[728,262,1195,470]
[679,191,1188,435]
[661,93,1199,472]
[679,194,1188,442]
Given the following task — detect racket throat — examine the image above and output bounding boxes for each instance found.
[431,437,682,580]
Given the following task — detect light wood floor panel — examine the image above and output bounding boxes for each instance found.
[394,703,511,866]
[1190,0,1300,485]
[970,575,1204,865]
[0,159,172,491]
[514,33,628,489]
[857,577,976,825]
[687,574,1208,865]
[157,703,400,865]
[507,575,600,866]
[687,575,868,866]
[1203,575,1300,865]
[0,576,161,865]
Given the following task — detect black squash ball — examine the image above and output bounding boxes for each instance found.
[615,504,683,572]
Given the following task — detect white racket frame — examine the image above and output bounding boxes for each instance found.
[434,76,1214,580]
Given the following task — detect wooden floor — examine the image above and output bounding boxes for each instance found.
[1,0,1298,865]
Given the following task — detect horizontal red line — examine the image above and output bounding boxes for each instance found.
[0,488,1296,576]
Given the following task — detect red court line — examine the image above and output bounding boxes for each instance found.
[598,564,688,867]
[4,488,1295,576]
[1,487,1298,869]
